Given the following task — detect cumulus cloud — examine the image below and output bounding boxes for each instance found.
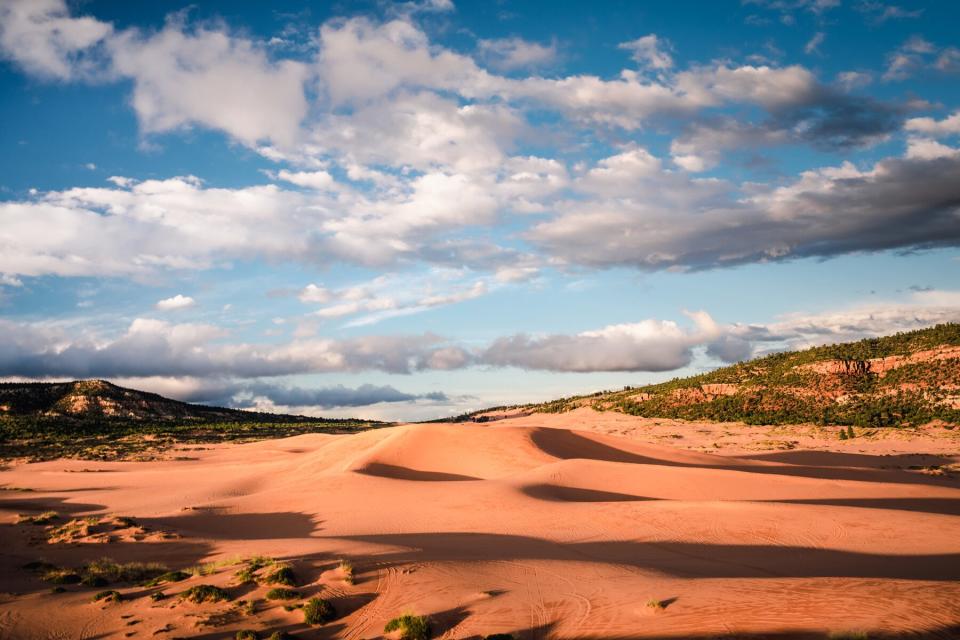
[298,270,495,327]
[480,312,726,372]
[0,0,111,79]
[618,34,673,71]
[905,110,960,137]
[477,37,556,71]
[0,317,469,378]
[109,21,310,147]
[155,294,196,311]
[529,147,960,271]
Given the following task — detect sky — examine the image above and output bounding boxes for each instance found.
[1,0,959,421]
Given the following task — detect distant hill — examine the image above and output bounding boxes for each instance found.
[0,379,310,424]
[0,380,385,461]
[468,323,960,428]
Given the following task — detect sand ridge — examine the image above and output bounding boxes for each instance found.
[2,416,960,639]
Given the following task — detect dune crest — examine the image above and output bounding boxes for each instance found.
[2,419,959,638]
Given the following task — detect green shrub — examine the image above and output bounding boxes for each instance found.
[181,584,230,604]
[646,599,665,611]
[235,631,258,640]
[142,570,189,586]
[338,559,354,584]
[265,587,301,601]
[303,597,335,625]
[150,591,167,601]
[262,564,296,586]
[92,590,121,603]
[43,569,81,584]
[83,558,167,584]
[384,614,430,640]
[17,511,58,525]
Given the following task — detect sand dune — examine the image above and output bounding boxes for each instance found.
[2,417,960,639]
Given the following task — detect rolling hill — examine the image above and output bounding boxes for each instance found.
[0,379,383,461]
[0,379,297,423]
[469,323,960,428]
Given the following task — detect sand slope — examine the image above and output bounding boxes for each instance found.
[2,417,960,639]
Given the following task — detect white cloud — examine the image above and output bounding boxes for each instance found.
[109,22,309,147]
[618,34,673,71]
[298,284,332,304]
[477,37,556,71]
[276,169,336,190]
[804,32,825,56]
[481,311,723,372]
[0,0,112,79]
[529,145,960,270]
[155,294,196,311]
[905,110,960,136]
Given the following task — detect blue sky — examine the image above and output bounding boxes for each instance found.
[1,0,958,420]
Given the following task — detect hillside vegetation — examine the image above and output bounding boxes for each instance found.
[0,380,384,461]
[469,323,960,428]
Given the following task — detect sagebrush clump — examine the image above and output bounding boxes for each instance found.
[303,597,335,625]
[181,584,230,604]
[384,614,430,640]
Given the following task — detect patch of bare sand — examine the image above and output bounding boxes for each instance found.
[1,415,959,639]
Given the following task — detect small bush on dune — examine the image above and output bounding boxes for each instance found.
[83,558,167,584]
[150,591,167,601]
[338,559,354,584]
[267,632,296,640]
[384,614,430,640]
[43,569,81,584]
[17,511,58,525]
[235,631,258,640]
[263,564,297,586]
[142,570,189,587]
[92,590,121,604]
[303,597,335,625]
[265,587,301,601]
[80,575,108,587]
[181,584,230,604]
[646,599,665,611]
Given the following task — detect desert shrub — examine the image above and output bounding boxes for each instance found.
[181,584,230,604]
[265,588,301,601]
[83,558,167,584]
[43,569,81,584]
[646,599,665,611]
[384,614,430,640]
[303,597,335,625]
[847,425,856,439]
[262,564,296,586]
[235,631,258,640]
[50,586,66,594]
[17,511,58,525]
[81,575,108,587]
[92,590,121,603]
[267,632,296,640]
[142,570,190,586]
[338,559,354,584]
[150,591,167,601]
